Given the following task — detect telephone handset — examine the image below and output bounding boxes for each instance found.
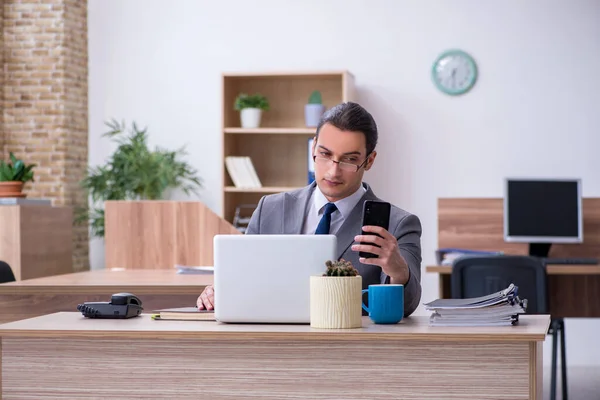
[77,293,143,319]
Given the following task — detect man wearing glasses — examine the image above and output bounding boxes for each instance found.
[198,102,422,317]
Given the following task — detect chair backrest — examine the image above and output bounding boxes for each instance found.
[450,255,548,314]
[0,261,16,284]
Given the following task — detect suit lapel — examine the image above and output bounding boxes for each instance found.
[283,183,315,234]
[335,182,379,259]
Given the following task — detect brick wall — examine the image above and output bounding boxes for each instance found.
[2,0,89,271]
[63,0,89,271]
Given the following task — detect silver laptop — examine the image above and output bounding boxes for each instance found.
[213,234,337,323]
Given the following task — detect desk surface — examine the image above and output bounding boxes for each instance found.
[0,269,213,295]
[426,264,600,275]
[0,312,551,342]
[0,312,548,399]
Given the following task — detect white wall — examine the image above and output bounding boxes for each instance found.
[88,0,600,367]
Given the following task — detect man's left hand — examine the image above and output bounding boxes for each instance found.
[352,225,409,284]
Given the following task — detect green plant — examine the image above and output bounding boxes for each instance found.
[234,93,269,111]
[308,90,322,104]
[76,118,203,238]
[323,259,359,277]
[0,152,36,183]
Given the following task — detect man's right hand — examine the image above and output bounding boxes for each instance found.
[197,285,214,310]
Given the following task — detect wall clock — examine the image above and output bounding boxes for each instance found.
[431,49,477,95]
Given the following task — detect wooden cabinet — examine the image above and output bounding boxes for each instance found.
[0,202,73,280]
[221,71,355,224]
[104,200,240,270]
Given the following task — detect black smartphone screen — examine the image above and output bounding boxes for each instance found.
[359,200,391,258]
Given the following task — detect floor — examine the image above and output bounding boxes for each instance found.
[543,366,600,400]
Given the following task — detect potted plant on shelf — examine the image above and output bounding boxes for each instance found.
[304,90,326,128]
[75,118,203,238]
[234,93,269,129]
[310,259,363,329]
[0,152,36,198]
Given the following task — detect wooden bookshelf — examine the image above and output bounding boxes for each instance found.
[221,71,355,224]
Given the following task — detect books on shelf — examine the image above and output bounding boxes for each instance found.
[225,156,262,188]
[151,307,215,321]
[423,284,527,327]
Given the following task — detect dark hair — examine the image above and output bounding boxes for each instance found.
[316,102,378,155]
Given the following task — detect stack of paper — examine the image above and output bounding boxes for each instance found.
[435,248,503,265]
[174,265,214,275]
[423,284,527,327]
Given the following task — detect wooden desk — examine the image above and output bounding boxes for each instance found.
[0,269,212,324]
[0,312,550,399]
[435,197,600,318]
[426,264,600,318]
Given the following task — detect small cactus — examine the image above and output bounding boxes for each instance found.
[308,90,322,104]
[323,259,359,277]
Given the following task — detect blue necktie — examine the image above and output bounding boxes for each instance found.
[315,203,338,234]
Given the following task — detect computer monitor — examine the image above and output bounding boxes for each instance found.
[504,178,582,258]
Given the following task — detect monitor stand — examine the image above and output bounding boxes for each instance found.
[529,243,551,258]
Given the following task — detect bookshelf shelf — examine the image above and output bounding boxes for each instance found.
[224,186,303,193]
[224,128,315,135]
[221,70,355,224]
[221,70,350,78]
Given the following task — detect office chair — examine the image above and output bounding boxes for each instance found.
[0,261,16,284]
[451,255,567,400]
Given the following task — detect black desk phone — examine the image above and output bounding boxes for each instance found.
[77,293,143,319]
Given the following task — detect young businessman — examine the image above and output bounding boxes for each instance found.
[197,102,423,317]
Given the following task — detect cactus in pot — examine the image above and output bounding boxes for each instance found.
[310,259,363,329]
[304,90,326,128]
[323,259,359,276]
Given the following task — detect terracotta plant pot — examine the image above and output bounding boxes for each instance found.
[0,181,25,197]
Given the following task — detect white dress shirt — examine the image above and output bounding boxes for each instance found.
[302,184,366,234]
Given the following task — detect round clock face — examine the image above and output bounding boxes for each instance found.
[432,50,477,95]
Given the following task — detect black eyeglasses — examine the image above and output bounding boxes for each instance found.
[312,153,370,172]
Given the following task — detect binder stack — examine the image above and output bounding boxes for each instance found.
[424,284,527,327]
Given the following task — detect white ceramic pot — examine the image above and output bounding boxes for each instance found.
[240,108,262,129]
[304,104,326,128]
[309,275,363,329]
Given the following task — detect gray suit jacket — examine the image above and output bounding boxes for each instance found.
[245,181,423,317]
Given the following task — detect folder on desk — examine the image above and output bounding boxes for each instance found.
[424,284,527,327]
[151,307,216,321]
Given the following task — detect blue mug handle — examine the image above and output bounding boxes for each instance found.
[361,289,369,313]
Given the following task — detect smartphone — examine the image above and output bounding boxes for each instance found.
[359,200,391,259]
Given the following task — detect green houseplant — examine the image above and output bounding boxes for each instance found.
[305,90,325,128]
[0,152,36,197]
[310,259,363,329]
[76,119,202,238]
[234,93,269,129]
